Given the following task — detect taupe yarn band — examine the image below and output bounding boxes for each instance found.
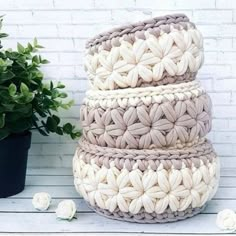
[88,203,206,224]
[86,14,191,50]
[125,71,196,89]
[81,92,212,149]
[76,138,216,171]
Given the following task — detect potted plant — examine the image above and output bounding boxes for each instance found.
[0,17,81,197]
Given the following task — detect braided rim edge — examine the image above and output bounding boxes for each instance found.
[87,202,206,223]
[77,138,213,160]
[86,13,190,49]
[85,81,202,101]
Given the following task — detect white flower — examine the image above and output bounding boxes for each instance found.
[56,200,76,220]
[32,192,51,211]
[216,209,236,231]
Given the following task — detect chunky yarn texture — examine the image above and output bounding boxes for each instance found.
[85,14,203,90]
[74,140,219,217]
[73,13,219,223]
[81,82,212,149]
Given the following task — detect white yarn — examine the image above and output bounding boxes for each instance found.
[73,156,219,215]
[85,26,204,90]
[84,81,205,109]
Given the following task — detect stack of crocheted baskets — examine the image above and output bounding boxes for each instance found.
[73,14,220,223]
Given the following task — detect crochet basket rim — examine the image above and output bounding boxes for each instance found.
[77,138,214,157]
[86,13,189,48]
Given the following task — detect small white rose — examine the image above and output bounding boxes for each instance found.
[216,209,236,231]
[32,192,51,211]
[56,200,76,220]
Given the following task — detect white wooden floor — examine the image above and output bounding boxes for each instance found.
[0,168,235,235]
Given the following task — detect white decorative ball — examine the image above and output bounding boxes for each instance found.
[56,200,77,220]
[32,192,51,211]
[216,209,236,231]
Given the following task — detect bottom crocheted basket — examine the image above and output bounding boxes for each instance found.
[73,138,220,223]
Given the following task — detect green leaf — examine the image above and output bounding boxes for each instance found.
[20,83,29,94]
[63,123,73,134]
[17,43,25,54]
[32,119,48,136]
[70,131,82,140]
[37,127,48,136]
[0,71,15,84]
[58,93,67,98]
[32,55,40,64]
[57,82,65,89]
[8,83,17,96]
[33,38,38,47]
[42,88,52,96]
[50,81,53,90]
[46,116,58,132]
[52,114,60,125]
[0,113,5,128]
[56,127,63,135]
[35,44,44,49]
[41,59,50,64]
[27,43,33,52]
[0,33,8,38]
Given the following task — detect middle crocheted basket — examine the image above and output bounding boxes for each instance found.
[73,13,219,223]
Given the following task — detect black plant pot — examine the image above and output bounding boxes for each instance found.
[0,131,31,198]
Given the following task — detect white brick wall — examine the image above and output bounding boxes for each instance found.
[1,0,236,168]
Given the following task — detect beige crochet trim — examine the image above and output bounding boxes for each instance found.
[86,14,192,51]
[76,138,215,170]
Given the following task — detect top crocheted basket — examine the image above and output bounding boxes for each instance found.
[85,14,204,90]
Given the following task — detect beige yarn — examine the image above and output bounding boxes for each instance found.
[76,138,215,171]
[73,146,219,215]
[84,81,205,109]
[73,13,219,223]
[85,23,203,90]
[81,81,211,149]
[90,204,206,223]
[86,14,191,50]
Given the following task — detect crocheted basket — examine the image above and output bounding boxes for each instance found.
[73,139,219,223]
[73,13,220,223]
[85,14,204,90]
[81,81,212,149]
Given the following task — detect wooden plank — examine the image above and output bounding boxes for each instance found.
[0,198,235,214]
[0,199,89,213]
[10,186,80,199]
[219,177,236,187]
[27,168,72,176]
[0,212,222,234]
[26,176,74,186]
[221,168,236,177]
[0,234,180,236]
[2,234,223,236]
